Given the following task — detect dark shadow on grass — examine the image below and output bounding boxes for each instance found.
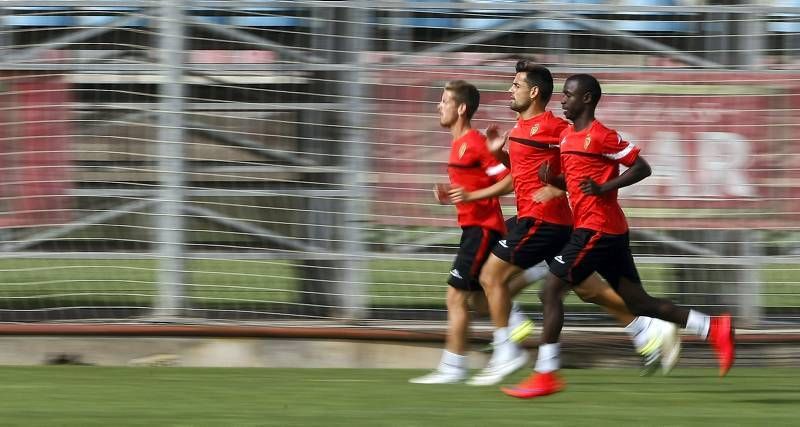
[723,374,799,379]
[567,378,645,387]
[652,374,706,379]
[690,389,796,394]
[738,398,800,405]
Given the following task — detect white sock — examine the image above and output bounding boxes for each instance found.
[492,327,517,361]
[493,326,509,344]
[685,310,711,339]
[625,316,655,351]
[440,350,467,373]
[508,301,527,328]
[523,262,550,284]
[534,343,560,373]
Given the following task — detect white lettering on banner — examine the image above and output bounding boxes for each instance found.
[621,131,690,198]
[620,131,752,198]
[696,132,753,197]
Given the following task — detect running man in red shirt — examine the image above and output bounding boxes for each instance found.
[470,61,680,386]
[502,74,735,399]
[410,80,536,384]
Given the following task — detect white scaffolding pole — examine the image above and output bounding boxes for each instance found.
[153,0,187,318]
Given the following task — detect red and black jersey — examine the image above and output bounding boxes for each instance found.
[559,120,640,234]
[507,111,572,225]
[448,129,509,234]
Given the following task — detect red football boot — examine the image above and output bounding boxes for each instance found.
[501,371,564,399]
[708,313,735,376]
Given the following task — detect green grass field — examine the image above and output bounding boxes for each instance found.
[2,367,797,426]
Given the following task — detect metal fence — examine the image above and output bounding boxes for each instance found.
[0,1,798,327]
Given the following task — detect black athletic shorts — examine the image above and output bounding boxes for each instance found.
[548,228,641,289]
[448,226,502,291]
[491,216,573,270]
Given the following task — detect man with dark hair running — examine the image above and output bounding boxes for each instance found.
[502,73,735,399]
[470,61,680,386]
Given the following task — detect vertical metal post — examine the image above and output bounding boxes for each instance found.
[737,6,764,70]
[153,0,187,318]
[547,17,569,66]
[737,230,762,327]
[296,5,338,317]
[736,6,762,326]
[389,8,411,53]
[333,4,371,320]
[704,11,729,66]
[0,8,9,56]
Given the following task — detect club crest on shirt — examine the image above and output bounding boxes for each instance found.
[530,123,539,136]
[458,142,468,159]
[584,135,592,150]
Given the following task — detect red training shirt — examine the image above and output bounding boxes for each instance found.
[559,120,640,234]
[507,111,573,225]
[447,129,509,234]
